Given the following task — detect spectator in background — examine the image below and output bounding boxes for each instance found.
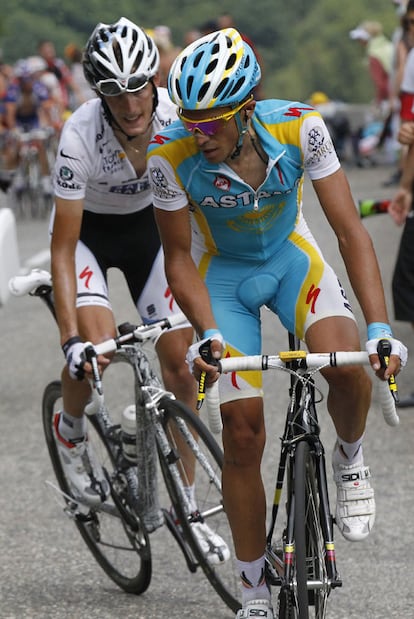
[150,26,181,88]
[388,41,414,409]
[383,0,414,186]
[37,39,82,113]
[350,21,394,110]
[64,43,96,109]
[183,28,202,46]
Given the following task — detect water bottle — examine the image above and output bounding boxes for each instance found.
[121,405,137,463]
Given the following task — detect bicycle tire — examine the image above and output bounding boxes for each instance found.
[294,440,329,619]
[157,397,241,613]
[42,380,152,595]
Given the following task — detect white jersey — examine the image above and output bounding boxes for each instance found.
[53,88,177,215]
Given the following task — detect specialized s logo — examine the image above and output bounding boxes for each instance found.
[214,176,231,191]
[284,106,313,118]
[79,266,93,289]
[306,284,320,314]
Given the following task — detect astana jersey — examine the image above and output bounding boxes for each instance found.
[147,100,355,401]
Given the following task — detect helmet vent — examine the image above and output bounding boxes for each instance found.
[214,77,229,99]
[198,81,210,102]
[186,76,194,99]
[226,53,237,70]
[206,59,218,75]
[193,51,204,68]
[228,78,246,98]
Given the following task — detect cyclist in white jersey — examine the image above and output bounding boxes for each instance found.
[147,29,408,618]
[50,18,228,562]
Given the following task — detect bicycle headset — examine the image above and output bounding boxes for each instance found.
[168,27,261,158]
[82,16,160,141]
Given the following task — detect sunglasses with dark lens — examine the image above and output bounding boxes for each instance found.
[95,75,149,96]
[178,97,252,136]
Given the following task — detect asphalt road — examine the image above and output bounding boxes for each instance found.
[1,163,413,619]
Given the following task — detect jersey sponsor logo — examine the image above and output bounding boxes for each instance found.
[109,180,150,194]
[306,283,321,313]
[200,186,295,209]
[214,176,231,191]
[56,166,82,190]
[150,166,181,199]
[228,202,284,233]
[338,278,353,312]
[284,106,313,118]
[79,266,93,289]
[102,149,124,174]
[59,149,80,161]
[149,134,171,146]
[164,286,175,312]
[304,126,334,166]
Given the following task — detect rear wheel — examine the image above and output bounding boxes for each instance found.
[157,397,241,613]
[42,380,152,594]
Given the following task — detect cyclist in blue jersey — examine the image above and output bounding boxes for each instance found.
[147,28,408,619]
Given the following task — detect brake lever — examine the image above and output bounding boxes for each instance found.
[377,339,399,404]
[84,344,103,396]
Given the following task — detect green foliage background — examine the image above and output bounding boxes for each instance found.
[0,0,399,102]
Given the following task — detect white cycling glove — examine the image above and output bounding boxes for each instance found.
[186,330,225,375]
[62,336,86,380]
[365,322,408,368]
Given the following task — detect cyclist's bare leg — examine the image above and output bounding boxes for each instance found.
[61,304,116,417]
[305,315,372,442]
[220,397,267,560]
[156,327,198,485]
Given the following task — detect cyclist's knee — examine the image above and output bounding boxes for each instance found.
[322,364,372,396]
[221,399,265,464]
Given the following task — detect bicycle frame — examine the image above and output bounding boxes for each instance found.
[265,354,341,607]
[10,269,241,612]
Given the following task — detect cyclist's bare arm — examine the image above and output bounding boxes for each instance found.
[154,205,222,381]
[312,168,400,378]
[51,196,84,346]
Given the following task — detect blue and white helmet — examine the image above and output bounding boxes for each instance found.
[168,28,261,110]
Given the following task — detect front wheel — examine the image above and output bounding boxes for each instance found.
[294,441,329,618]
[42,380,152,594]
[157,397,241,613]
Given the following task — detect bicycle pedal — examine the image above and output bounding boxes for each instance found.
[45,479,91,518]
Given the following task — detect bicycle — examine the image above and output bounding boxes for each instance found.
[8,127,55,220]
[204,332,398,618]
[9,268,241,613]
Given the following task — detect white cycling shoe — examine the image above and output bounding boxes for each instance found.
[54,412,110,507]
[191,521,231,565]
[332,444,375,542]
[236,598,274,619]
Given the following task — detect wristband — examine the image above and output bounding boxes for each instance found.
[62,335,82,357]
[202,329,221,339]
[367,322,393,341]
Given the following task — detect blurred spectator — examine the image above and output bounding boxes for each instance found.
[3,58,54,194]
[37,39,82,113]
[384,0,414,186]
[64,43,96,109]
[183,29,202,46]
[150,26,181,88]
[350,21,394,109]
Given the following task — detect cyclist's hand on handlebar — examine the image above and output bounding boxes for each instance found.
[62,336,87,381]
[366,324,407,379]
[186,330,225,383]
